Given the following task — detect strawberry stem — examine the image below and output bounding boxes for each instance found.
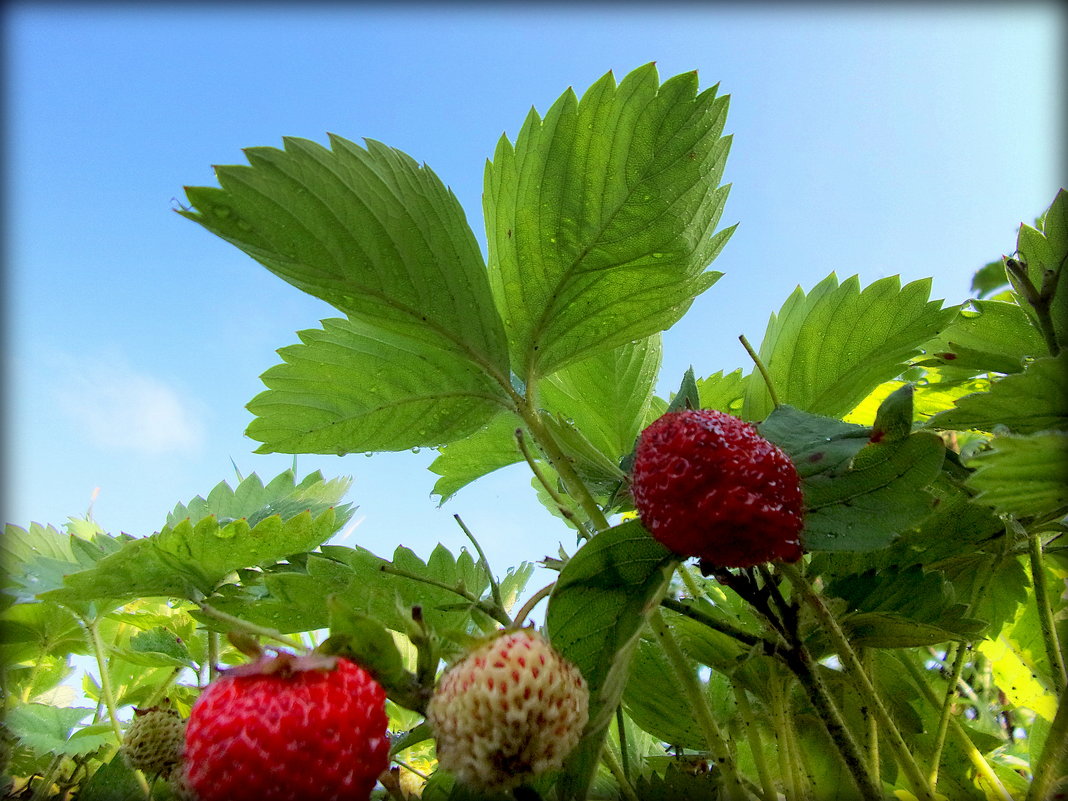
[514,428,587,535]
[777,562,937,801]
[196,602,309,653]
[454,514,505,612]
[739,334,781,408]
[647,607,749,800]
[1028,530,1067,696]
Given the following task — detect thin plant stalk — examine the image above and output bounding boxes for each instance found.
[196,602,310,651]
[733,680,776,801]
[647,608,748,800]
[896,654,1015,801]
[601,744,641,801]
[770,665,803,801]
[777,562,937,801]
[861,648,881,786]
[1028,532,1067,695]
[514,428,586,534]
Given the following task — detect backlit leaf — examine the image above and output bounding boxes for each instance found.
[743,273,957,421]
[486,64,732,380]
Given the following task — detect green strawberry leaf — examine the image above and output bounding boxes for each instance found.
[116,626,194,669]
[44,507,343,604]
[828,565,986,647]
[802,432,945,552]
[757,405,871,479]
[247,314,513,455]
[743,273,958,421]
[76,752,145,801]
[3,704,100,757]
[926,350,1068,434]
[540,335,662,465]
[965,430,1068,518]
[970,259,1011,298]
[546,520,677,800]
[870,383,916,443]
[429,412,525,504]
[181,135,509,374]
[0,601,88,663]
[696,368,748,415]
[486,64,732,381]
[167,469,351,528]
[1008,188,1068,350]
[621,638,704,749]
[665,367,702,414]
[914,299,1047,374]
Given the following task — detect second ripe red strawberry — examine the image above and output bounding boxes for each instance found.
[631,409,804,568]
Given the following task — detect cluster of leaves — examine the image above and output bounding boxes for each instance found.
[3,64,1065,801]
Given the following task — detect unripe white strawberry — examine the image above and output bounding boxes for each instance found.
[427,628,589,791]
[121,707,186,778]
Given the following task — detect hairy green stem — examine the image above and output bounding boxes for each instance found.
[678,563,705,599]
[1026,692,1068,801]
[778,563,936,801]
[770,665,803,801]
[196,602,310,651]
[510,582,555,628]
[517,401,611,534]
[861,649,881,787]
[206,629,220,682]
[514,428,585,534]
[615,705,631,784]
[647,608,748,800]
[896,654,1015,801]
[732,681,776,801]
[658,597,773,652]
[1028,532,1067,696]
[454,514,504,611]
[1006,257,1062,357]
[601,744,641,801]
[86,619,124,745]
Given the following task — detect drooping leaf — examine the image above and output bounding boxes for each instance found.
[0,601,88,662]
[965,430,1068,518]
[805,436,945,552]
[742,273,958,421]
[914,299,1047,374]
[621,638,704,749]
[926,350,1068,434]
[828,565,986,647]
[486,64,733,380]
[429,412,525,504]
[970,259,1010,298]
[545,520,677,800]
[247,314,513,454]
[181,135,509,373]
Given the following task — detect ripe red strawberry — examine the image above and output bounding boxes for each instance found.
[182,652,388,801]
[427,628,589,792]
[631,409,804,568]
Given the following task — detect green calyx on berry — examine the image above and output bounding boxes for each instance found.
[631,409,804,569]
[427,628,589,792]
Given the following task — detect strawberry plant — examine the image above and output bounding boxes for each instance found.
[2,63,1065,801]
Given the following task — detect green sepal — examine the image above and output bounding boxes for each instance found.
[323,597,428,714]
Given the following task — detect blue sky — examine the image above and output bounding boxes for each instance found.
[4,4,1063,584]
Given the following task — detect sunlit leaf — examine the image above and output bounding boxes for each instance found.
[486,63,732,380]
[743,273,957,421]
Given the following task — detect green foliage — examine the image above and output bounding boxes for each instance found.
[485,64,732,380]
[742,273,958,421]
[7,66,1065,801]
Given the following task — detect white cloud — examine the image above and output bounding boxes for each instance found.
[56,353,206,455]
